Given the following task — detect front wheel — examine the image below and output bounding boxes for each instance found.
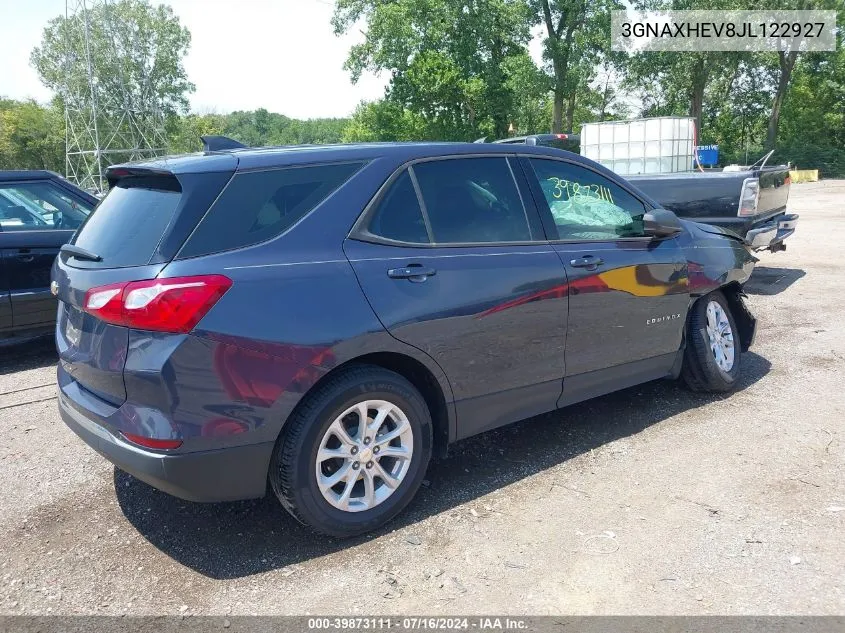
[681,290,742,392]
[269,365,433,537]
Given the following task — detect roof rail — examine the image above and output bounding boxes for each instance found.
[201,135,247,152]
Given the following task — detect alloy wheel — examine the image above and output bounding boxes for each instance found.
[315,400,414,512]
[705,300,735,372]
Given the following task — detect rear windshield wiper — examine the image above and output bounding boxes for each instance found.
[60,244,102,262]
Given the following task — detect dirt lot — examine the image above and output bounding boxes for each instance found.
[0,180,843,616]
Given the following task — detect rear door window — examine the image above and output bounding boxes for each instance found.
[412,158,532,244]
[179,161,365,258]
[72,176,182,267]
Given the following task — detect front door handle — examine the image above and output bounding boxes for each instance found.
[570,255,604,270]
[387,265,437,282]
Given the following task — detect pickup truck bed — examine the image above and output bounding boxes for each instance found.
[628,166,796,251]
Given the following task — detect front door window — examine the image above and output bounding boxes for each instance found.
[527,159,646,240]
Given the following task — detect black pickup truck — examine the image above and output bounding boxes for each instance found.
[479,134,798,253]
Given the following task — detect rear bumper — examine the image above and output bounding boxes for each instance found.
[58,378,274,503]
[745,213,799,252]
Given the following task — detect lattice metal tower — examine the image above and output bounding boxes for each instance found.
[63,0,167,194]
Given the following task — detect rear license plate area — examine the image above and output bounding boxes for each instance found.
[63,304,84,347]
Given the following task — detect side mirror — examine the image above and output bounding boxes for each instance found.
[643,208,683,238]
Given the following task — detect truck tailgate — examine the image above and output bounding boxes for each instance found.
[628,165,792,239]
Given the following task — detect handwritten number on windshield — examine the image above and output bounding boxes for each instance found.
[547,177,614,204]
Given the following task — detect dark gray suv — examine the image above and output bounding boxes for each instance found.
[53,140,757,536]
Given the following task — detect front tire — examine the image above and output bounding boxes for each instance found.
[681,290,742,392]
[270,365,433,537]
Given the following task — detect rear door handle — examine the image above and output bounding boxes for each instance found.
[387,265,437,281]
[570,256,604,270]
[16,250,35,263]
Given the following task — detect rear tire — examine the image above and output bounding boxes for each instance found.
[269,364,433,537]
[681,290,742,393]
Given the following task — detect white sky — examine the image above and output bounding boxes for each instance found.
[0,0,392,119]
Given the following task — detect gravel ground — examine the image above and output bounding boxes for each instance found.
[0,180,843,616]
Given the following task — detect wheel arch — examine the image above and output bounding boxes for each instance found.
[690,281,755,353]
[286,350,454,458]
[718,281,755,353]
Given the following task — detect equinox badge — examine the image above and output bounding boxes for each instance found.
[647,313,682,325]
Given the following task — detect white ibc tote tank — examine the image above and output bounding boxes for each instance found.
[580,117,696,176]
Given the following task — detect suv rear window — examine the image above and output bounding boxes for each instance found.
[178,161,364,258]
[72,176,181,268]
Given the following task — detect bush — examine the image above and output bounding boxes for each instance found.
[773,144,845,179]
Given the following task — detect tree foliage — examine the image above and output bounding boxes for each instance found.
[334,0,535,139]
[341,100,427,143]
[30,0,194,189]
[167,110,349,153]
[333,0,629,139]
[772,41,845,176]
[5,0,842,179]
[621,0,844,159]
[0,99,350,167]
[530,0,622,132]
[31,0,194,117]
[0,99,65,172]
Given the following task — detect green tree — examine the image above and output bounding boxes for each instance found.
[167,110,351,152]
[702,58,772,164]
[774,42,845,175]
[0,99,65,172]
[624,51,741,135]
[502,53,553,135]
[31,0,194,115]
[218,109,349,147]
[31,0,194,188]
[530,0,622,133]
[166,112,226,153]
[763,0,843,150]
[342,100,427,142]
[333,0,533,140]
[619,0,758,136]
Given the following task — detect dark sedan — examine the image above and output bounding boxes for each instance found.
[53,140,757,537]
[0,170,96,344]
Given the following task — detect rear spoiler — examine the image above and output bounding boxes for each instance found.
[104,137,244,187]
[104,165,180,190]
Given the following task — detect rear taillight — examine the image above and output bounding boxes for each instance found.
[83,274,232,333]
[121,432,183,450]
[738,177,760,216]
[555,133,569,139]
